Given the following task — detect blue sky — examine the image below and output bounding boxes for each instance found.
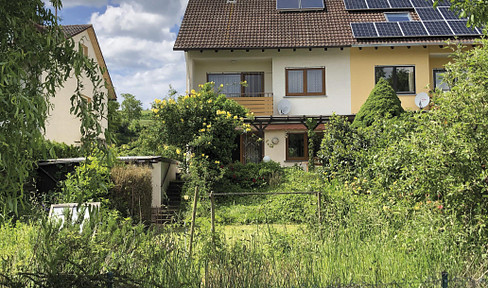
[50,0,188,108]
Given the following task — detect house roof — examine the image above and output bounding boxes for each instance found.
[61,24,92,38]
[174,0,479,50]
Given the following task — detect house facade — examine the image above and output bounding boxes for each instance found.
[44,25,115,145]
[174,0,480,166]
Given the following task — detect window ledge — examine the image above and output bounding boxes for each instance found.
[284,95,327,98]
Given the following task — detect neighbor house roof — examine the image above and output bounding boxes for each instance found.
[61,24,92,38]
[174,0,479,50]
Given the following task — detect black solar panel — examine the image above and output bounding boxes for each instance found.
[366,0,390,9]
[389,0,413,8]
[438,7,461,20]
[424,20,454,35]
[375,22,403,36]
[410,0,433,8]
[447,20,480,35]
[436,0,451,7]
[416,7,444,20]
[344,0,368,9]
[399,21,428,36]
[351,23,378,37]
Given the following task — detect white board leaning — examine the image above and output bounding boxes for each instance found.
[49,202,101,230]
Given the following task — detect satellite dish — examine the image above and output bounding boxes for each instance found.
[277,99,291,115]
[415,92,430,109]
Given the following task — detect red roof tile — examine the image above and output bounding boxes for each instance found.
[174,0,479,50]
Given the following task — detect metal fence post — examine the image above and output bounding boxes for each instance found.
[442,271,448,288]
[106,271,113,288]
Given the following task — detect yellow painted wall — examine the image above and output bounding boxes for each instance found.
[351,46,432,113]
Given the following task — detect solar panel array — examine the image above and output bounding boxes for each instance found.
[346,0,483,38]
[277,0,325,10]
[351,20,481,38]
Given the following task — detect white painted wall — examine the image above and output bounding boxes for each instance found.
[44,29,109,145]
[263,130,308,168]
[186,48,351,116]
[272,48,351,116]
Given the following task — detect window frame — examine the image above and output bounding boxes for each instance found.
[433,68,450,91]
[207,72,264,97]
[285,67,326,96]
[374,65,416,94]
[286,132,308,161]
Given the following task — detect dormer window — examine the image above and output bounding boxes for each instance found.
[385,12,411,22]
[277,0,325,11]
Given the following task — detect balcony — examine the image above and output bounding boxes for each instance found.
[226,92,273,116]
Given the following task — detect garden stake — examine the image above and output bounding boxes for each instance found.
[210,191,215,234]
[317,191,321,225]
[189,186,199,258]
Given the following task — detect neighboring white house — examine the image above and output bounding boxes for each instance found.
[44,25,116,145]
[174,0,481,167]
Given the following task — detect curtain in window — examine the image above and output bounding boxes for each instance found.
[208,74,241,97]
[288,70,304,94]
[307,69,323,93]
[244,73,263,97]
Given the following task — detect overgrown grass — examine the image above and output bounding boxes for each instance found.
[2,167,487,286]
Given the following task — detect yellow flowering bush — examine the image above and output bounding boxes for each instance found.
[151,82,248,165]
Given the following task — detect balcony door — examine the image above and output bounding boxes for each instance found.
[208,72,264,97]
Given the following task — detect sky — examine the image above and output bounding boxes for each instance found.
[47,0,189,108]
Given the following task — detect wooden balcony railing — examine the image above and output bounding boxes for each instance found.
[226,93,273,116]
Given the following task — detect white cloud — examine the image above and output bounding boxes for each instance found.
[63,0,190,108]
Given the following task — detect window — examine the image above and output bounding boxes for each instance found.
[286,68,325,96]
[287,133,307,160]
[385,12,411,22]
[375,66,415,94]
[207,72,264,97]
[433,69,450,91]
[81,44,89,57]
[277,0,324,10]
[286,132,324,161]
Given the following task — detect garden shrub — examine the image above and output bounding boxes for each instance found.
[60,157,112,204]
[38,140,82,159]
[318,114,372,181]
[215,160,284,192]
[110,165,152,224]
[352,77,404,128]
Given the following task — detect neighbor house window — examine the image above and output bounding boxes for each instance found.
[433,69,450,91]
[207,72,264,97]
[375,65,415,94]
[385,12,411,22]
[286,68,325,96]
[81,44,89,57]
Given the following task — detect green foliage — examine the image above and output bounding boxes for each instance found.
[110,165,152,224]
[215,161,284,192]
[0,212,199,287]
[318,114,372,181]
[152,82,249,165]
[0,0,109,217]
[435,0,488,27]
[352,77,404,128]
[61,157,112,204]
[120,93,143,122]
[39,140,82,159]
